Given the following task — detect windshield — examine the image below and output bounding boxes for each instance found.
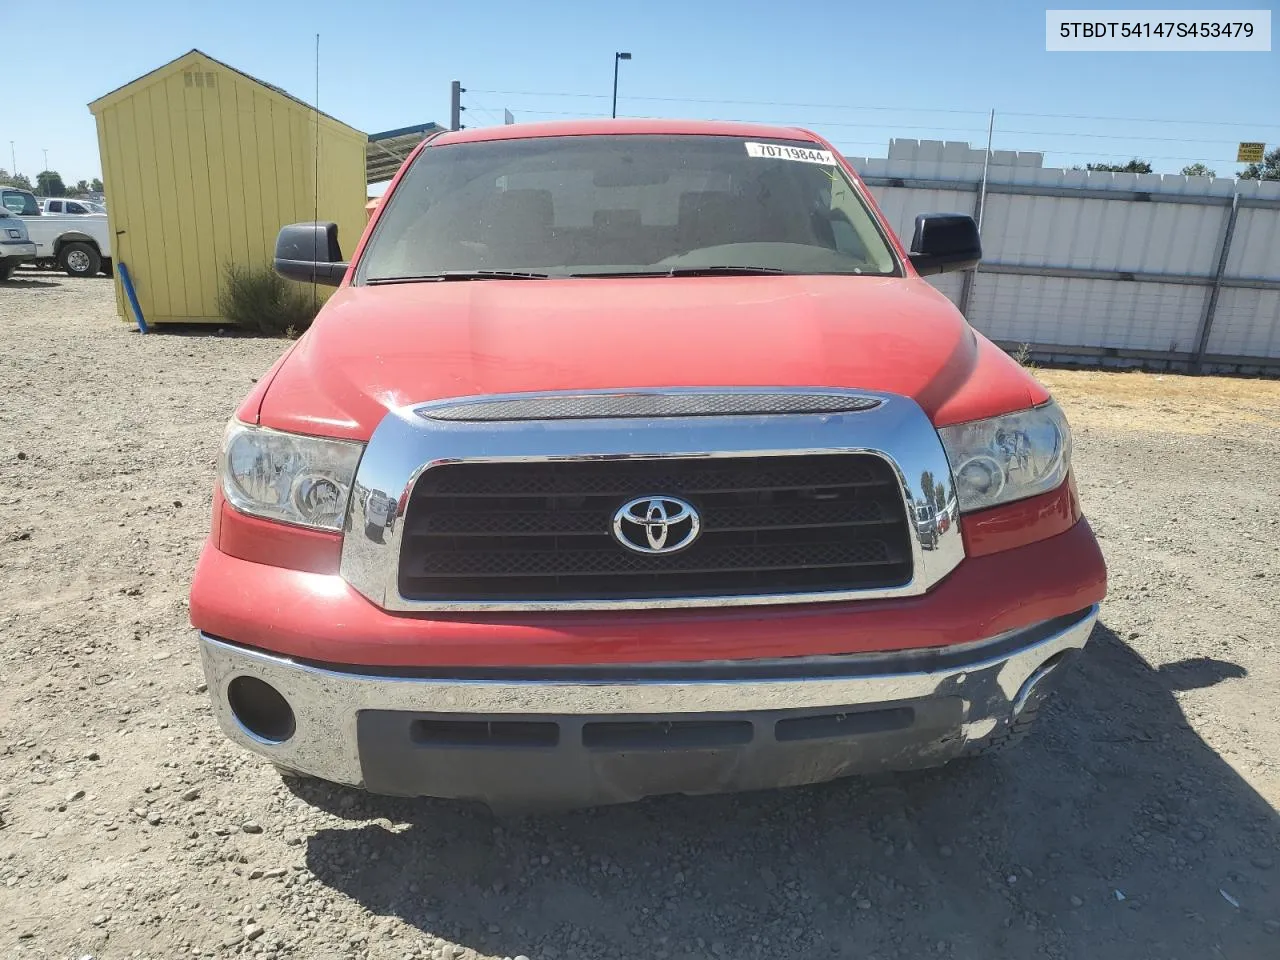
[357,135,899,282]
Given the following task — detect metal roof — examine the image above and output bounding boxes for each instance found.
[367,122,446,183]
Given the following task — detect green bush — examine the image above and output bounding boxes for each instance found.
[216,264,320,336]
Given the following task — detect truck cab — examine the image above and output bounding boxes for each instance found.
[40,198,106,215]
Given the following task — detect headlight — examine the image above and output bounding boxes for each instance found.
[937,402,1071,513]
[219,421,364,530]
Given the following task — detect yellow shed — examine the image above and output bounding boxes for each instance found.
[89,49,367,325]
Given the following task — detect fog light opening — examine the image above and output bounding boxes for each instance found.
[227,675,296,744]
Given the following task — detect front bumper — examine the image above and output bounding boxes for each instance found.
[199,604,1097,807]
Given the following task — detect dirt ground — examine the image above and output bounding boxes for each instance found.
[2,274,1278,960]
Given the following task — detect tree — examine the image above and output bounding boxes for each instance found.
[1086,159,1153,174]
[1238,146,1280,181]
[36,170,66,197]
[919,471,937,512]
[90,177,103,192]
[66,180,90,197]
[0,168,34,190]
[1180,162,1217,178]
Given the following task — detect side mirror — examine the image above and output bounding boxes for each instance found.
[274,222,347,286]
[908,214,981,277]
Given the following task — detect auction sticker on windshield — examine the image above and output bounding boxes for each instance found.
[745,142,836,165]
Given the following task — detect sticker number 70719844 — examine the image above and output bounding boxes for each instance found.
[744,142,836,165]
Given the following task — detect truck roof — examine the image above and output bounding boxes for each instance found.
[431,118,821,147]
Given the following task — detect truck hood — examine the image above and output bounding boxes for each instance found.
[254,275,1044,439]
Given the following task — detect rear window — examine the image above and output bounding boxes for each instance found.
[358,134,899,281]
[1,190,40,216]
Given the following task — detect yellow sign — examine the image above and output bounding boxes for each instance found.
[1237,142,1266,163]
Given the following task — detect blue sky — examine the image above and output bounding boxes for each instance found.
[5,0,1277,183]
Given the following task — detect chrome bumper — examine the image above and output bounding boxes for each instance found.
[199,605,1097,799]
[0,240,37,259]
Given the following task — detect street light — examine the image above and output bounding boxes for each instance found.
[612,51,632,119]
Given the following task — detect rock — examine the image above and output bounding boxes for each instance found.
[222,934,244,948]
[857,899,872,911]
[249,869,264,880]
[146,811,162,826]
[265,867,287,878]
[1070,895,1084,908]
[242,820,263,834]
[66,789,85,802]
[244,923,265,941]
[180,788,200,801]
[85,751,99,761]
[1185,829,1205,843]
[1264,919,1280,934]
[1252,856,1274,870]
[92,914,110,926]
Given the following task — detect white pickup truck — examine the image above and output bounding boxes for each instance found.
[0,187,112,277]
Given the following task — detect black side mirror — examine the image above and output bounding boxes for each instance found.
[908,214,981,277]
[274,222,347,286]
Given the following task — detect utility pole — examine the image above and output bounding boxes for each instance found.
[957,109,995,319]
[9,141,15,177]
[42,148,48,175]
[450,80,465,131]
[612,52,632,119]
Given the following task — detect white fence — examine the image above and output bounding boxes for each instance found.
[849,141,1280,373]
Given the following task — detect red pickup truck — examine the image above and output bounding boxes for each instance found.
[190,119,1106,808]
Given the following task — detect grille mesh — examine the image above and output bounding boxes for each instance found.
[398,455,913,603]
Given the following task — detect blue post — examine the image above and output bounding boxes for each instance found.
[117,262,149,334]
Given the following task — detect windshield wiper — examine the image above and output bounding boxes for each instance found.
[571,265,789,278]
[367,269,552,284]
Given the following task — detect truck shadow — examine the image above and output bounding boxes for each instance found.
[296,622,1277,960]
[1,275,62,288]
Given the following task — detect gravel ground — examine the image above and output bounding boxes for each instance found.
[2,274,1278,960]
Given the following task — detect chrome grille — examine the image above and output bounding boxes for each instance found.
[397,454,913,603]
[418,391,882,421]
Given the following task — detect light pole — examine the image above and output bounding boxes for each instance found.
[612,52,631,119]
[9,141,15,177]
[42,148,48,173]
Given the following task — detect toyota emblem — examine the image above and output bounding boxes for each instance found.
[611,495,701,555]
